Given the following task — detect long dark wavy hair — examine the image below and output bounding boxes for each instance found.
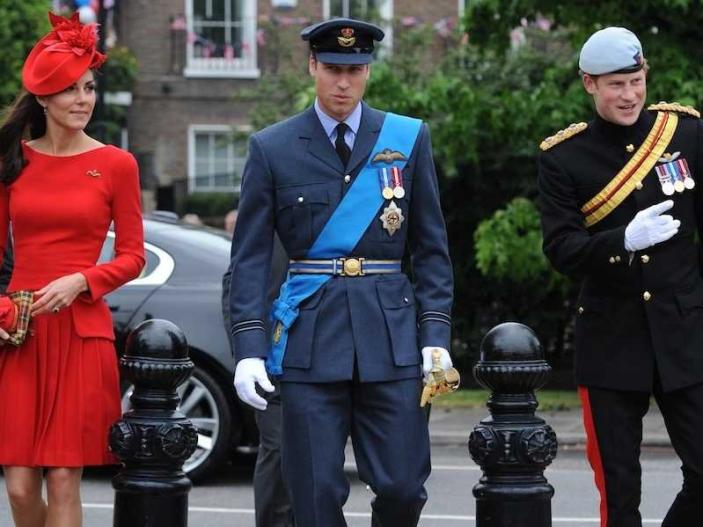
[0,91,46,185]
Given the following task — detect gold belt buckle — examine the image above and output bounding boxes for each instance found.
[341,257,365,277]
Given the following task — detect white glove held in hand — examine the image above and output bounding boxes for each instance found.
[233,358,274,411]
[624,200,680,252]
[421,347,453,377]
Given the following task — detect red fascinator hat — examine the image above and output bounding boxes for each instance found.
[22,12,106,96]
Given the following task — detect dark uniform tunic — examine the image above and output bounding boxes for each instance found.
[539,109,703,393]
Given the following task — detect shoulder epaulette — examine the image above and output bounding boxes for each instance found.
[647,101,700,119]
[539,122,588,151]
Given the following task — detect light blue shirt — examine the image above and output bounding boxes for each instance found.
[314,98,361,151]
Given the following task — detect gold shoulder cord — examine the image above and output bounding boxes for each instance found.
[647,101,700,119]
[540,122,588,151]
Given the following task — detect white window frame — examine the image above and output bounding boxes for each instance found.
[322,0,393,52]
[184,0,260,78]
[187,124,250,194]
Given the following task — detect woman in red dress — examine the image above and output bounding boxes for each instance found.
[0,12,144,527]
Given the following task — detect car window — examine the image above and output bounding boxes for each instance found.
[99,233,173,284]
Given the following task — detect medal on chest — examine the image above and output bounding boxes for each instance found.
[655,152,695,196]
[379,200,405,236]
[377,166,406,200]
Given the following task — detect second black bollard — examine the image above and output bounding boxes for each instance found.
[109,319,198,527]
[469,322,558,527]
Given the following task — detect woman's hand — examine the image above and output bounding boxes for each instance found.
[31,273,89,316]
[0,327,9,344]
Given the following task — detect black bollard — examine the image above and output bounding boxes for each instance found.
[110,319,198,527]
[469,322,558,527]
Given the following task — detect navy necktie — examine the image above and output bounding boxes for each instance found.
[335,122,351,167]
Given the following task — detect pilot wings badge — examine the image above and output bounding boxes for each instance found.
[379,200,404,236]
[372,148,407,165]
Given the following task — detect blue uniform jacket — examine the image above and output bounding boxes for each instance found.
[229,102,453,383]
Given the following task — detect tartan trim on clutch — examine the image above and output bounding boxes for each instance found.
[5,291,34,346]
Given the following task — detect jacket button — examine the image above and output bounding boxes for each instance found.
[635,181,643,190]
[626,144,635,152]
[578,306,584,314]
[615,255,621,262]
[643,291,652,301]
[609,256,616,263]
[344,175,351,183]
[297,196,304,203]
[641,254,650,263]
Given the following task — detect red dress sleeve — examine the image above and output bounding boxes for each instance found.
[81,151,145,301]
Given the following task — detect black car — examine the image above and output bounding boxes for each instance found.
[103,212,257,482]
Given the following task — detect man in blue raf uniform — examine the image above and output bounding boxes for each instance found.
[228,18,453,527]
[539,27,703,526]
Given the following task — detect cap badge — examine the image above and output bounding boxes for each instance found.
[379,200,404,236]
[86,169,101,178]
[372,148,407,164]
[633,51,643,65]
[338,28,356,47]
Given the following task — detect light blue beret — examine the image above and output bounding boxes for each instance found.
[579,27,644,75]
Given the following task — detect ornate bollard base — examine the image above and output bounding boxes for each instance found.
[113,475,192,527]
[474,483,554,527]
[476,500,552,527]
[110,320,198,527]
[470,323,558,527]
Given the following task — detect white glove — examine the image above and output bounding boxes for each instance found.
[624,200,680,252]
[421,346,453,377]
[233,358,274,411]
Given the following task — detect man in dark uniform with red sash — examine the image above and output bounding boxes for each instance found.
[538,26,703,527]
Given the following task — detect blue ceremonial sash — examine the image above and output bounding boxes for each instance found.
[266,113,422,375]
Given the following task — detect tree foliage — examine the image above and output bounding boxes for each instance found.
[465,0,703,108]
[0,0,50,107]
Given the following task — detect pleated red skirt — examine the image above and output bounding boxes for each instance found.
[0,308,121,467]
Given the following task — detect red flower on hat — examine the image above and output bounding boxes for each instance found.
[40,12,106,68]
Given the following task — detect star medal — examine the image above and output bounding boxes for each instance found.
[378,167,394,199]
[391,166,405,199]
[379,200,404,236]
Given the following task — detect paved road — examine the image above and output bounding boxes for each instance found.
[0,444,681,526]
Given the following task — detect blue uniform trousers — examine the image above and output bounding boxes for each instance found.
[280,378,430,527]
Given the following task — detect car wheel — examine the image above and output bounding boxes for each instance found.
[121,364,233,482]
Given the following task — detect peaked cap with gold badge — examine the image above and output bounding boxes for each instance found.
[301,18,384,65]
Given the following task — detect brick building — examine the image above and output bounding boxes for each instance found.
[118,0,465,211]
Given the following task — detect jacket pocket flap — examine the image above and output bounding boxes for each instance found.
[277,186,329,210]
[376,279,415,309]
[299,286,326,310]
[577,296,611,315]
[71,298,115,340]
[676,282,703,313]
